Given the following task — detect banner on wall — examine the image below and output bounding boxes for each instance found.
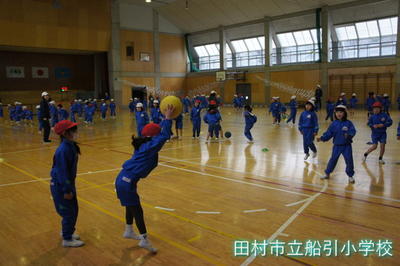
[6,66,25,78]
[55,67,71,79]
[32,67,49,78]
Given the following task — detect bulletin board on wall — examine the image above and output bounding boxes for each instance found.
[328,73,394,103]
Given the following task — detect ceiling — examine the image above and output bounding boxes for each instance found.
[121,0,364,33]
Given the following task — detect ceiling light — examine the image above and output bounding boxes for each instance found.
[146,0,151,3]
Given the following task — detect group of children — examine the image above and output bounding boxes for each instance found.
[2,102,34,125]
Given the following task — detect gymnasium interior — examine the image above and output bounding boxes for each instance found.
[0,0,399,265]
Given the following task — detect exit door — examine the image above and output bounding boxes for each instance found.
[236,83,251,104]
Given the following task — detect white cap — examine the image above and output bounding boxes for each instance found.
[134,97,138,100]
[36,105,40,109]
[352,93,356,96]
[78,99,82,102]
[41,91,49,97]
[23,106,27,109]
[136,103,143,108]
[384,93,388,97]
[307,99,315,107]
[93,99,97,101]
[50,100,55,104]
[130,98,133,101]
[310,97,316,101]
[102,103,106,105]
[101,99,104,101]
[291,95,296,99]
[335,104,347,110]
[340,92,345,96]
[153,100,159,104]
[234,94,237,97]
[317,84,321,88]
[74,99,78,102]
[211,90,216,94]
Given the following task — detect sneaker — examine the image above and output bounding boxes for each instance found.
[247,140,254,144]
[348,177,355,184]
[192,137,195,139]
[123,230,140,240]
[379,159,385,164]
[304,154,310,160]
[362,155,367,162]
[43,140,52,144]
[321,174,330,180]
[139,238,157,253]
[312,152,317,158]
[62,239,85,248]
[60,232,80,240]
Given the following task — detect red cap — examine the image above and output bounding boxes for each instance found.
[54,120,78,135]
[209,100,217,105]
[372,102,382,108]
[141,123,161,137]
[195,100,201,103]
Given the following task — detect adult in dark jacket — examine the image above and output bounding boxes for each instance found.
[40,91,51,143]
[315,85,323,111]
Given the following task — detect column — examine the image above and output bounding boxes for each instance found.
[264,17,271,106]
[108,0,122,104]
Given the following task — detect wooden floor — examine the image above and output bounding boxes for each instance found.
[0,107,399,266]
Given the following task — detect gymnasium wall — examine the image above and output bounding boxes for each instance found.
[0,0,111,51]
[328,65,396,104]
[0,51,95,105]
[119,29,187,102]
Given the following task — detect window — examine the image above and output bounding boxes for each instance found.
[333,17,397,60]
[230,36,265,68]
[275,29,320,64]
[194,43,220,70]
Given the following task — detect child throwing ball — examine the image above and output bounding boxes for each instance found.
[115,105,175,253]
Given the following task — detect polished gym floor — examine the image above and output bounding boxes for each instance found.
[0,107,399,265]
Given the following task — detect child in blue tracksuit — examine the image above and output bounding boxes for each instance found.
[110,99,116,118]
[382,94,391,114]
[115,106,174,253]
[175,113,183,139]
[58,104,69,121]
[299,100,319,160]
[129,98,135,114]
[317,105,356,184]
[50,120,84,247]
[14,102,23,123]
[135,103,149,137]
[269,97,282,124]
[150,100,163,124]
[190,100,202,139]
[349,93,358,116]
[84,102,94,124]
[70,101,78,123]
[365,92,376,117]
[0,103,3,118]
[363,101,393,164]
[77,99,83,118]
[233,95,240,110]
[325,99,335,121]
[8,104,15,122]
[244,105,257,142]
[100,101,108,120]
[36,105,43,133]
[22,106,33,125]
[286,96,297,125]
[50,101,59,127]
[183,96,191,114]
[204,106,222,141]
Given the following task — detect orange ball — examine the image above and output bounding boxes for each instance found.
[160,95,183,119]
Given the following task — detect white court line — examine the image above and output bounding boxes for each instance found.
[160,155,400,203]
[158,163,310,197]
[278,233,289,237]
[242,209,267,213]
[285,198,310,207]
[195,211,221,214]
[0,146,55,155]
[155,206,175,212]
[241,181,328,266]
[77,168,122,176]
[0,178,51,187]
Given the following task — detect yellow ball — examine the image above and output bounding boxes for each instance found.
[160,96,183,119]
